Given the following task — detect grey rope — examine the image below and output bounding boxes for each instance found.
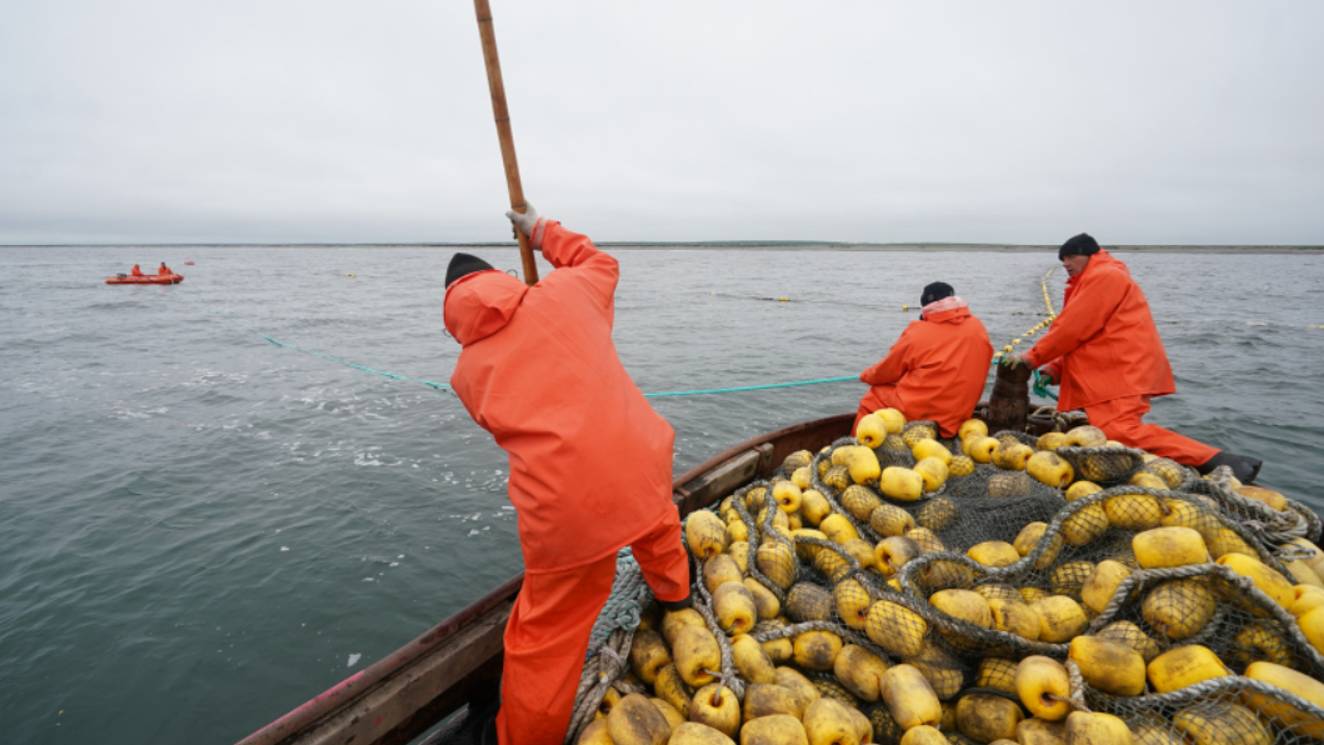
[691,548,745,700]
[752,619,852,641]
[564,627,634,744]
[1064,659,1092,712]
[1083,674,1324,724]
[732,481,787,604]
[585,550,650,654]
[565,548,654,744]
[1189,475,1320,548]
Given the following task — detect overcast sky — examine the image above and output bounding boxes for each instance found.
[2,1,1321,245]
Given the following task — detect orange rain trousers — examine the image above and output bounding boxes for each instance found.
[496,516,690,745]
[1086,395,1218,467]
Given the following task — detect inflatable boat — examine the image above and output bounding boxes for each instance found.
[105,273,184,285]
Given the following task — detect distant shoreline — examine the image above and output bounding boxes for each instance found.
[2,241,1321,254]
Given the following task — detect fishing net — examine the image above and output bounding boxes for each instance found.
[568,426,1324,745]
[810,432,1067,552]
[1078,674,1324,744]
[1054,444,1146,485]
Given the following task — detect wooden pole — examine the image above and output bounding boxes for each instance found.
[473,0,538,285]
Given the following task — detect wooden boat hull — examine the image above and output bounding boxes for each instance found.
[238,413,855,745]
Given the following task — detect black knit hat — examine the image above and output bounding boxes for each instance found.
[445,252,494,287]
[920,281,954,307]
[1058,233,1100,260]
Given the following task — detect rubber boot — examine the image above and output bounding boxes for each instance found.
[1197,451,1263,484]
[454,696,499,745]
[479,714,497,745]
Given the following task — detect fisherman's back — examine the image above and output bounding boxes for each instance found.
[446,223,675,572]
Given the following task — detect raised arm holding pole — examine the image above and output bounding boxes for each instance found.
[473,0,539,286]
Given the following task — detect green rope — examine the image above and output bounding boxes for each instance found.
[263,336,856,398]
[1032,368,1059,401]
[263,336,453,394]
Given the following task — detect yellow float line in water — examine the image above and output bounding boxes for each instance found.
[1041,265,1059,319]
[995,266,1060,362]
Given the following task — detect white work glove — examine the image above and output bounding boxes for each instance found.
[505,203,544,249]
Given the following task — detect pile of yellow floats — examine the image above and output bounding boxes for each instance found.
[576,408,1324,745]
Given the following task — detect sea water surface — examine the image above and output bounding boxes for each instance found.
[1,245,1322,743]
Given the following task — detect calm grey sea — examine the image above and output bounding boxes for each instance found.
[1,245,1321,743]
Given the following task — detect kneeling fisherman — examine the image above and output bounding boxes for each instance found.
[1010,233,1261,481]
[443,205,691,745]
[856,282,994,438]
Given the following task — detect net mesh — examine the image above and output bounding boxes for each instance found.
[571,422,1324,745]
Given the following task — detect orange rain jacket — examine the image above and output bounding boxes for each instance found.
[443,221,677,573]
[858,300,993,438]
[130,264,143,277]
[1023,249,1175,412]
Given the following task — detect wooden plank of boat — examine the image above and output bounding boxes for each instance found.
[237,413,854,745]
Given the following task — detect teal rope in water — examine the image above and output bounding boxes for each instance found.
[263,336,454,394]
[262,336,856,399]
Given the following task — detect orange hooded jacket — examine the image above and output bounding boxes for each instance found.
[1023,249,1175,411]
[858,299,993,438]
[442,221,677,573]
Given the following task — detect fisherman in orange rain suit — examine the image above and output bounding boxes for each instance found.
[130,264,144,277]
[856,282,994,438]
[157,262,172,276]
[1015,233,1261,481]
[443,205,691,745]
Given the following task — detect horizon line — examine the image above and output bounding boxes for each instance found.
[3,240,1322,251]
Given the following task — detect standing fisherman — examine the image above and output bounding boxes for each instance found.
[443,206,691,745]
[1010,233,1261,481]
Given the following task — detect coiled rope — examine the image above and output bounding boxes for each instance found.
[565,549,653,743]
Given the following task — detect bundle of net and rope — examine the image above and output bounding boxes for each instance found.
[566,414,1324,745]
